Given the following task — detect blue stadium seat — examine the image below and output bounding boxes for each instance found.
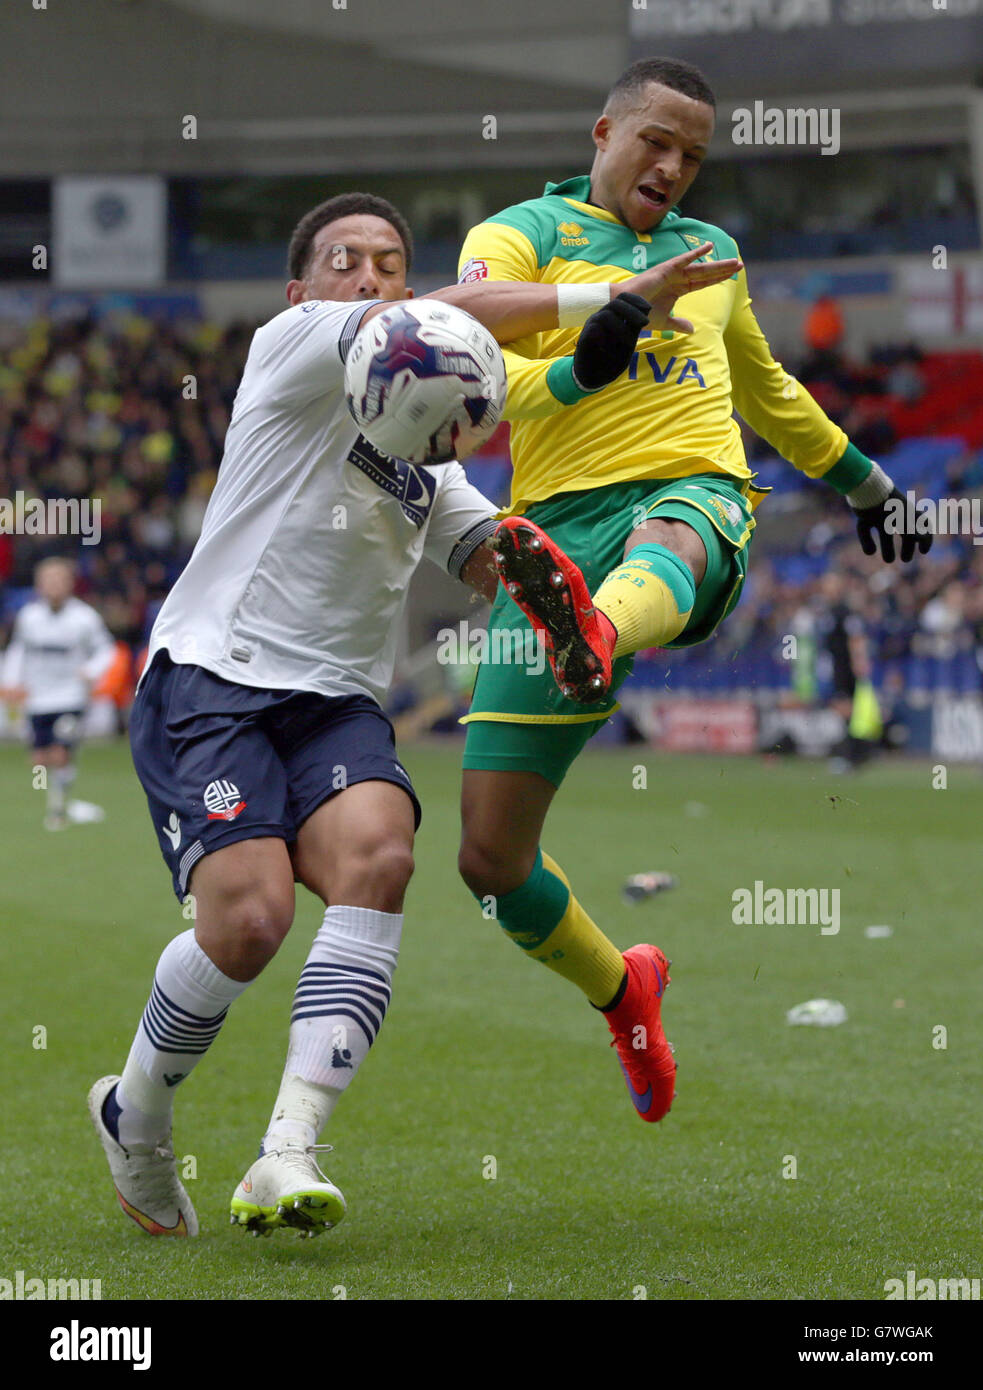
[771,554,827,585]
[1,587,36,621]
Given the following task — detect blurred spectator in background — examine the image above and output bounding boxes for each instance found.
[804,292,845,357]
[0,556,115,826]
[815,570,880,771]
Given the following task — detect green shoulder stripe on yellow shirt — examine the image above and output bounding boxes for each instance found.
[482,177,742,277]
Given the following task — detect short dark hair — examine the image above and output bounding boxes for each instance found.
[287,192,414,281]
[606,57,716,115]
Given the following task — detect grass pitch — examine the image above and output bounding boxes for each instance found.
[1,737,980,1301]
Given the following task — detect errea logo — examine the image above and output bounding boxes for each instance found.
[682,234,714,260]
[558,221,590,248]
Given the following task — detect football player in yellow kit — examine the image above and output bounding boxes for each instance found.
[456,57,932,1123]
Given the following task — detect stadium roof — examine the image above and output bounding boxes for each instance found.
[2,0,978,176]
[168,0,625,90]
[0,0,621,177]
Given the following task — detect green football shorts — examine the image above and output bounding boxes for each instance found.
[461,473,758,788]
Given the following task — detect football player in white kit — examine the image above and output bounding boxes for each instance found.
[0,556,115,830]
[86,191,732,1239]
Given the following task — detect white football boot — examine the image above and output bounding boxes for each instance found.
[87,1075,198,1236]
[230,1145,346,1238]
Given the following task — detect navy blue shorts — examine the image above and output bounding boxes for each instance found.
[30,710,84,750]
[130,652,421,902]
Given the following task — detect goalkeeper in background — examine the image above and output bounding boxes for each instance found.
[456,57,933,1125]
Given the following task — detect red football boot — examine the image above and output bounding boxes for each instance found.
[492,517,614,703]
[603,944,676,1123]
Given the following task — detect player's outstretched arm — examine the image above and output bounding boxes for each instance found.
[493,294,657,422]
[360,243,741,346]
[724,270,932,564]
[619,241,743,335]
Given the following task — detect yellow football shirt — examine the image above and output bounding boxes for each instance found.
[458,176,852,515]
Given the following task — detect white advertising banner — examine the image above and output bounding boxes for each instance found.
[932,696,983,761]
[52,176,166,288]
[902,263,983,338]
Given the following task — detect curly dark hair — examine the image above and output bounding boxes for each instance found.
[287,192,414,281]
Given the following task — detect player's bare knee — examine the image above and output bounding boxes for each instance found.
[240,905,292,961]
[201,891,293,979]
[458,838,532,900]
[369,840,415,906]
[335,839,414,910]
[624,517,707,585]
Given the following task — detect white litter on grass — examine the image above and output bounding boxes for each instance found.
[684,800,708,818]
[786,999,847,1027]
[864,925,894,938]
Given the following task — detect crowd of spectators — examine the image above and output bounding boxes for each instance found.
[640,333,983,698]
[0,310,252,653]
[671,532,983,701]
[1,306,981,714]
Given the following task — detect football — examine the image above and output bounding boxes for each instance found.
[344,300,507,464]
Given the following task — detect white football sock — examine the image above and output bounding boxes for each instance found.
[47,769,66,816]
[263,906,402,1151]
[47,764,75,816]
[114,929,249,1149]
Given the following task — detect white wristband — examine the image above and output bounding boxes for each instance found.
[555,283,611,330]
[846,461,893,510]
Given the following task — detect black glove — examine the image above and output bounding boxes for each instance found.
[854,486,934,564]
[571,293,652,391]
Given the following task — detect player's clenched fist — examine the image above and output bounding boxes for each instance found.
[623,241,743,335]
[571,294,653,391]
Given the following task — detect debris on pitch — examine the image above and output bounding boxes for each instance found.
[786,999,847,1027]
[622,871,679,904]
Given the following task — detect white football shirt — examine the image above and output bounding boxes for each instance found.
[2,596,116,715]
[146,298,498,703]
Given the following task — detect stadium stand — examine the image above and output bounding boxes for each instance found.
[1,308,981,733]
